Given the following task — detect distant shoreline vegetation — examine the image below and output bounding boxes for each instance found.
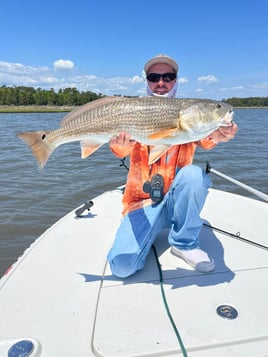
[224,97,268,107]
[0,85,267,113]
[0,86,103,113]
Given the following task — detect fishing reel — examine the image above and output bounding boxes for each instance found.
[143,174,164,203]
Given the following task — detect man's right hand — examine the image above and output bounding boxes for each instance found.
[109,132,136,157]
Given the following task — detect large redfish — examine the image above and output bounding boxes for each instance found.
[17,96,233,169]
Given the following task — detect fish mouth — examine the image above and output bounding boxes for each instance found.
[221,109,234,126]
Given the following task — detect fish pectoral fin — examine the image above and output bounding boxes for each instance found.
[81,140,103,158]
[179,106,200,131]
[148,144,170,164]
[147,128,178,140]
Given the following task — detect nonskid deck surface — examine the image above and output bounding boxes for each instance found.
[0,188,267,356]
[94,224,268,356]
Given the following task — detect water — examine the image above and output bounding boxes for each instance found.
[1,109,268,276]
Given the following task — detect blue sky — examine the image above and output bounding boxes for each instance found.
[0,0,267,99]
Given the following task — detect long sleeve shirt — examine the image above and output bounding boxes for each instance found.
[111,138,216,215]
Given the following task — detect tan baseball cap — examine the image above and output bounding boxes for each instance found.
[144,54,179,73]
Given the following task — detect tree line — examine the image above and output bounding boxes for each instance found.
[0,86,103,106]
[0,85,267,107]
[224,97,268,107]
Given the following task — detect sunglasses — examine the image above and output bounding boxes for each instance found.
[146,72,177,83]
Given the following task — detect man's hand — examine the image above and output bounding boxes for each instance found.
[110,132,136,148]
[207,122,238,144]
[109,132,136,157]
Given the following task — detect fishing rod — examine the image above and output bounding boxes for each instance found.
[206,161,268,202]
[203,222,268,250]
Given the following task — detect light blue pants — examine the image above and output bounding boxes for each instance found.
[107,165,211,278]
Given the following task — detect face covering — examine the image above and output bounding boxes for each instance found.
[143,70,178,98]
[146,80,178,98]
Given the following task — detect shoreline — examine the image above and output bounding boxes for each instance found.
[0,105,268,113]
[0,105,74,113]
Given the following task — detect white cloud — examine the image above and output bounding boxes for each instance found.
[252,82,268,90]
[0,60,49,76]
[53,59,74,71]
[219,86,245,92]
[1,60,267,99]
[178,77,188,85]
[230,86,245,91]
[131,75,143,83]
[198,75,219,84]
[0,61,58,86]
[137,87,146,96]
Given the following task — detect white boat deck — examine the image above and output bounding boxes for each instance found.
[0,188,267,356]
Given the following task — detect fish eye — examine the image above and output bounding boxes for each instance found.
[42,134,46,140]
[216,104,221,109]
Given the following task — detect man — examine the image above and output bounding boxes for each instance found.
[108,54,238,278]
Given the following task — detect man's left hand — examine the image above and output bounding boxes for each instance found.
[208,122,238,144]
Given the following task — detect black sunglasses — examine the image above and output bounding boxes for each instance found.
[146,72,177,83]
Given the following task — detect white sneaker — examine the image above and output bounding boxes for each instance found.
[171,247,215,273]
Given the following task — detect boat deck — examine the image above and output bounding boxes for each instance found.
[0,188,267,356]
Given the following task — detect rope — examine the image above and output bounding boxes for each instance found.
[152,245,188,357]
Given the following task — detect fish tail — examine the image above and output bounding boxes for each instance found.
[17,131,55,170]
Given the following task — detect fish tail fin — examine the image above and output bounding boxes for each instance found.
[17,131,54,170]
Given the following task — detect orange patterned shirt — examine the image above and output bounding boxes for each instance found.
[111,139,215,215]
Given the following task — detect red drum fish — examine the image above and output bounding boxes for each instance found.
[17,96,233,169]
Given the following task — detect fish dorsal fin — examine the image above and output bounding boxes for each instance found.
[147,127,178,140]
[148,144,170,164]
[61,96,125,127]
[80,140,103,158]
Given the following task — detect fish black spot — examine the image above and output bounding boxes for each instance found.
[42,134,46,140]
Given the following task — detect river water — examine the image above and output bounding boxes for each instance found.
[0,108,267,276]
